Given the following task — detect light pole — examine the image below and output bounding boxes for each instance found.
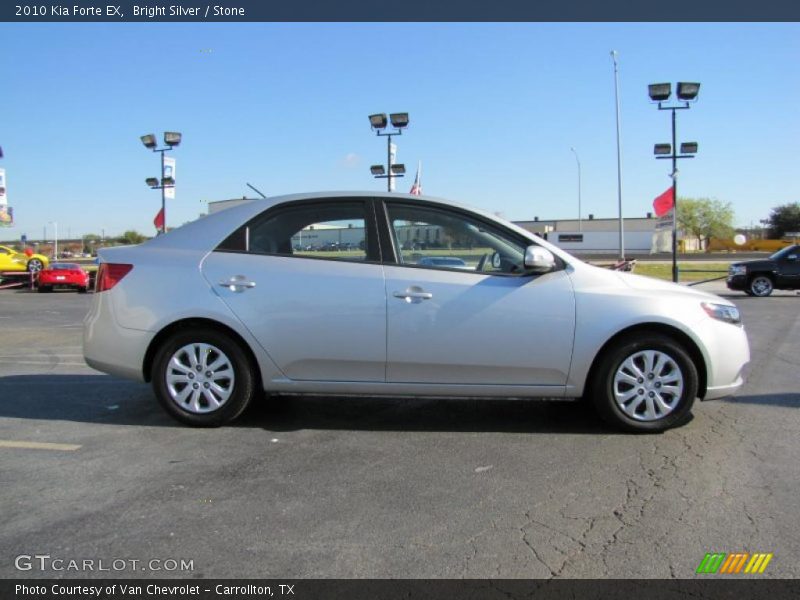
[611,51,625,260]
[48,221,58,259]
[368,113,408,191]
[141,132,181,234]
[570,147,582,232]
[648,82,700,283]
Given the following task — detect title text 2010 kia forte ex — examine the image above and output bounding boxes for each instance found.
[83,192,750,432]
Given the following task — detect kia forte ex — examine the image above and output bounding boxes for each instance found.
[83,192,750,432]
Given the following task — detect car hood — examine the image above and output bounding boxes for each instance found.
[731,259,775,270]
[571,262,731,304]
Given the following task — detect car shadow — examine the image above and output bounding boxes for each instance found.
[239,394,611,434]
[722,392,800,408]
[0,374,613,434]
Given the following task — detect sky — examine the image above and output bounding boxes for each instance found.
[1,22,798,240]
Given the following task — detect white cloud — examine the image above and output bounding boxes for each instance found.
[340,153,360,168]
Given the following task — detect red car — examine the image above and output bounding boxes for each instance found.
[37,262,90,293]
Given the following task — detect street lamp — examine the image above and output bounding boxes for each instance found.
[47,221,58,259]
[648,81,700,283]
[141,131,181,234]
[611,50,625,260]
[368,112,408,192]
[569,147,582,232]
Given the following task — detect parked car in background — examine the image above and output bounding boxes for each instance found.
[0,245,49,273]
[38,262,90,293]
[84,192,750,433]
[726,244,800,296]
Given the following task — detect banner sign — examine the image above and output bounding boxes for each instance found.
[0,204,13,227]
[655,209,674,232]
[0,167,7,204]
[163,156,176,200]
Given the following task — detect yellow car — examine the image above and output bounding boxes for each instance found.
[0,245,49,273]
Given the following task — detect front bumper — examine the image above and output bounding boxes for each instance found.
[695,316,750,401]
[726,274,748,291]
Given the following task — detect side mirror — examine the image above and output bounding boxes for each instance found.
[524,245,555,273]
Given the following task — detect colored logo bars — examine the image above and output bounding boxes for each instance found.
[696,552,773,574]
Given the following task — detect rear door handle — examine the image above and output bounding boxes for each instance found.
[219,276,256,292]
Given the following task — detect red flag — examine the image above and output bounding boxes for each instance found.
[409,161,422,195]
[153,207,165,231]
[653,187,674,217]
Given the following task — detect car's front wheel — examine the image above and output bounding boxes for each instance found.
[27,259,44,273]
[590,333,698,433]
[749,275,773,297]
[151,328,256,427]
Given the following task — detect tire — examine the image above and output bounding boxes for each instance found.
[744,290,755,296]
[77,287,88,294]
[748,275,773,297]
[590,333,698,433]
[151,328,256,427]
[27,259,44,273]
[37,285,51,293]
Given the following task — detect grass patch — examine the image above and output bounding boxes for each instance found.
[631,262,730,282]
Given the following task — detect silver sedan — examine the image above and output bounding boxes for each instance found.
[83,192,750,432]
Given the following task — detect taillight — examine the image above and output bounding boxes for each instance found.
[95,263,133,292]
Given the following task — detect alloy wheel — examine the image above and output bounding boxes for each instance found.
[613,350,684,421]
[165,343,235,414]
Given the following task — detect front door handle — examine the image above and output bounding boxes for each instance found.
[393,286,433,303]
[219,275,256,292]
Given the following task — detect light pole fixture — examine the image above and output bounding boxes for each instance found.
[570,147,582,232]
[648,81,701,283]
[369,112,408,192]
[141,131,181,234]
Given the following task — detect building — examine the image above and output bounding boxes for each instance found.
[513,215,660,255]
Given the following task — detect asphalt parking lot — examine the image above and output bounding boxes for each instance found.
[0,284,798,579]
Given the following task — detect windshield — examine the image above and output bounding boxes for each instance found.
[770,245,799,260]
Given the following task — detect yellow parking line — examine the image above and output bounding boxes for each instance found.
[0,440,81,451]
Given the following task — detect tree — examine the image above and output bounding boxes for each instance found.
[765,202,800,239]
[119,230,147,245]
[677,197,735,251]
[82,233,101,253]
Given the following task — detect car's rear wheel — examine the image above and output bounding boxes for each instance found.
[37,285,51,293]
[77,286,88,294]
[749,275,773,297]
[590,333,698,433]
[152,328,255,427]
[27,259,44,273]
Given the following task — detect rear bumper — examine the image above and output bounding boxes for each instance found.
[83,292,153,382]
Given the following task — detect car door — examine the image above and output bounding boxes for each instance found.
[778,245,800,288]
[202,199,387,382]
[380,200,575,387]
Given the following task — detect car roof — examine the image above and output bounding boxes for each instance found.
[134,191,575,264]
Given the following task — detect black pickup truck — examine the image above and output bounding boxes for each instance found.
[726,244,800,296]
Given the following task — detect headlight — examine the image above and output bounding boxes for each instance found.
[729,265,747,276]
[701,302,741,325]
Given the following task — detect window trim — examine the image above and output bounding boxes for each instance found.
[377,199,561,277]
[214,197,382,266]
